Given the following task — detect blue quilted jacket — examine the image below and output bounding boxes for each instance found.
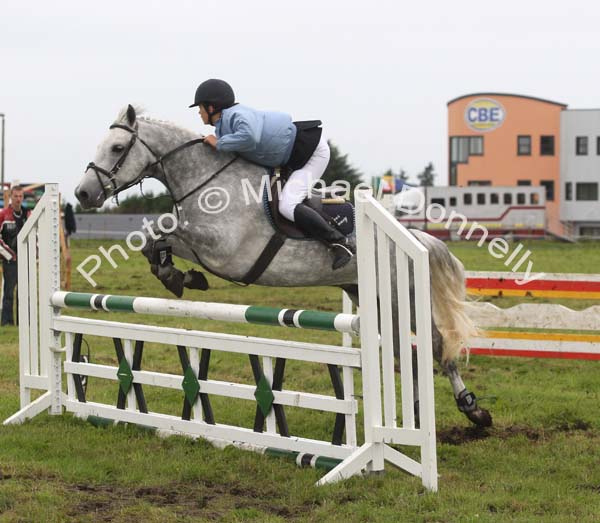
[215,104,297,167]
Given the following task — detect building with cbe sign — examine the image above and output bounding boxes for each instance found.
[448,93,600,238]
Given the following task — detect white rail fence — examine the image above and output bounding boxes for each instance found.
[4,183,438,490]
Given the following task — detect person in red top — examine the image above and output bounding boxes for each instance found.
[1,186,30,326]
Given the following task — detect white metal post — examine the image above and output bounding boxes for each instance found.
[43,184,63,415]
[342,292,354,348]
[4,184,61,424]
[17,227,31,408]
[413,252,438,491]
[342,365,357,447]
[376,233,397,428]
[355,190,384,470]
[395,247,415,429]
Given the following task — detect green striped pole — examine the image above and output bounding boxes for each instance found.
[52,291,360,335]
[86,416,343,472]
[263,447,343,471]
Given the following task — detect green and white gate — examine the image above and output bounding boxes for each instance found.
[4,183,438,490]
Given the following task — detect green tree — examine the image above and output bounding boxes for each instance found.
[75,191,173,214]
[321,140,363,190]
[74,203,97,214]
[109,191,174,214]
[416,162,436,187]
[74,192,173,214]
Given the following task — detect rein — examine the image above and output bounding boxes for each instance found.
[85,120,246,286]
[85,123,236,209]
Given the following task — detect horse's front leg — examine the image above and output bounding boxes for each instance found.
[141,229,209,298]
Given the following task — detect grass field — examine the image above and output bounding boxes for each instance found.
[0,239,599,522]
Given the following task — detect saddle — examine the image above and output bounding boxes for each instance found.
[265,174,355,239]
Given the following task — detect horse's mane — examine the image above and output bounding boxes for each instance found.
[115,105,191,134]
[139,116,186,132]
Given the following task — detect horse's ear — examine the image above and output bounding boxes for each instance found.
[126,104,136,127]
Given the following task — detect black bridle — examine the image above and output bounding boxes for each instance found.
[86,123,159,203]
[85,123,237,207]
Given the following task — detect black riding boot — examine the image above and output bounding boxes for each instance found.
[293,203,355,270]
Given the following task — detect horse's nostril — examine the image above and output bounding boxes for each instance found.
[78,190,89,201]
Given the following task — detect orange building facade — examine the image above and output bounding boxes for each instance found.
[448,93,567,235]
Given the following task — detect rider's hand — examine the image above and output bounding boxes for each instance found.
[203,135,218,148]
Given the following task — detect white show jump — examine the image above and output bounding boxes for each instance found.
[465,272,600,360]
[4,183,438,490]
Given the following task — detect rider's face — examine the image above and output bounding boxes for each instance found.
[199,104,210,125]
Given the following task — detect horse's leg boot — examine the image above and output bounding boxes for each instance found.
[183,269,209,291]
[293,204,355,270]
[455,389,493,427]
[148,239,185,297]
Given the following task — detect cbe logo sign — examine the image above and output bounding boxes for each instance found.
[464,98,506,132]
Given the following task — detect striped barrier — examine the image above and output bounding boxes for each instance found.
[466,271,600,300]
[469,330,600,361]
[51,291,360,335]
[4,184,438,491]
[465,271,600,360]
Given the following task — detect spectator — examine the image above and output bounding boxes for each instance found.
[64,202,77,243]
[0,186,31,326]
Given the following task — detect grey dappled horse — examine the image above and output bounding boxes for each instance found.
[75,105,491,427]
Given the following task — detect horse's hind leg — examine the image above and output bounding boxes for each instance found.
[411,319,444,425]
[440,358,492,427]
[345,277,492,428]
[412,317,492,428]
[430,316,492,427]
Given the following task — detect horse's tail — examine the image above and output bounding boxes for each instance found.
[409,229,479,362]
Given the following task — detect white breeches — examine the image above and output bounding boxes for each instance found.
[278,136,330,221]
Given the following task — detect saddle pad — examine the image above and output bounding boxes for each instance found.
[262,177,355,239]
[322,201,354,236]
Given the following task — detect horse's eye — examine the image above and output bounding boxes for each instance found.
[112,144,125,153]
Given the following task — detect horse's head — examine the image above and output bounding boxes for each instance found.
[75,105,156,208]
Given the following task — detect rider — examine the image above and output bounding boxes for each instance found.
[189,79,354,270]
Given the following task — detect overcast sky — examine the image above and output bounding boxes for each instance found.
[2,0,599,205]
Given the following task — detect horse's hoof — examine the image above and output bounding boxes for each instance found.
[183,269,209,291]
[157,265,185,298]
[163,276,184,298]
[466,408,493,428]
[456,389,493,427]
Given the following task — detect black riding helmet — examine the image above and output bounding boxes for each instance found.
[189,79,235,111]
